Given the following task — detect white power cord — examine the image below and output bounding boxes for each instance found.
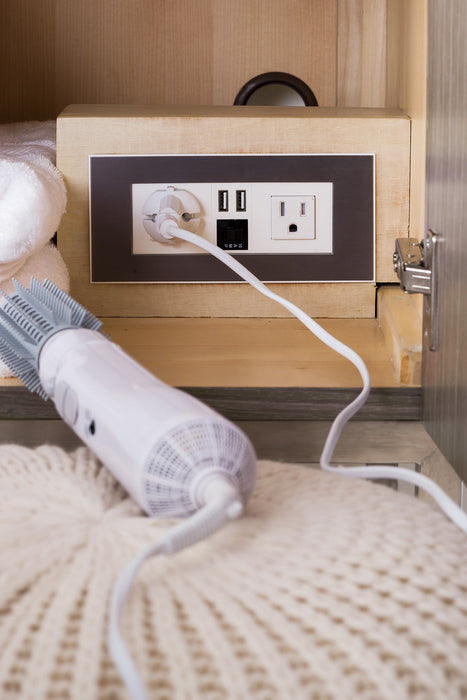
[109,465,243,699]
[110,191,467,700]
[155,207,467,536]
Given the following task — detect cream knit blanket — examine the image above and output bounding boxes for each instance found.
[0,444,466,699]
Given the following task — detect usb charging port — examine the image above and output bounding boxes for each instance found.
[218,190,229,211]
[236,189,246,212]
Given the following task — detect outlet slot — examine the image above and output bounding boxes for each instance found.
[236,189,247,212]
[218,190,229,212]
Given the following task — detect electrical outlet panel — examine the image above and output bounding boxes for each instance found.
[89,153,374,283]
[132,181,333,256]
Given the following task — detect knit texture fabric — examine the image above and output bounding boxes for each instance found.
[0,444,466,700]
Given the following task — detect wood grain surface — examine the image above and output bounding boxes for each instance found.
[57,105,409,317]
[0,1,406,123]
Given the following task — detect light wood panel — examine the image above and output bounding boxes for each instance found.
[0,317,403,389]
[55,0,215,107]
[57,105,410,318]
[337,0,401,108]
[99,317,402,388]
[0,0,338,123]
[377,286,422,385]
[385,0,403,109]
[0,1,403,123]
[337,0,387,107]
[397,0,428,240]
[210,0,337,106]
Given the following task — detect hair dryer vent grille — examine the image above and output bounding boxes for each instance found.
[143,418,256,517]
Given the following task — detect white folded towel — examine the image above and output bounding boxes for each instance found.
[0,243,70,378]
[0,121,67,282]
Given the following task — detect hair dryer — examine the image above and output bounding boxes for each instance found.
[0,278,256,518]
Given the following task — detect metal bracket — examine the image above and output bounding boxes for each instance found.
[393,229,439,351]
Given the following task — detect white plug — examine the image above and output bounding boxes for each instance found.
[142,186,201,242]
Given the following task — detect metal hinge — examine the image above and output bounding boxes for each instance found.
[393,238,431,293]
[393,229,439,351]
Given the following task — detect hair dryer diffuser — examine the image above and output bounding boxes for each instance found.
[0,278,256,517]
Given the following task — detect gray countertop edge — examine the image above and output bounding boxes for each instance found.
[0,386,421,421]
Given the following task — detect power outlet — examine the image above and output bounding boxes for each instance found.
[271,195,316,240]
[132,181,332,256]
[89,153,375,283]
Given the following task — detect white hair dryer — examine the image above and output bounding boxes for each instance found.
[0,278,256,518]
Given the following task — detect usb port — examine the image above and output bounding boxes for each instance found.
[218,190,229,211]
[236,189,246,212]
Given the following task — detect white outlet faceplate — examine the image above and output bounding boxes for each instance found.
[132,181,333,255]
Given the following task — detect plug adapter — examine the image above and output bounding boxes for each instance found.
[142,186,201,242]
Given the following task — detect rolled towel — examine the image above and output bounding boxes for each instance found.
[0,243,70,378]
[0,121,67,281]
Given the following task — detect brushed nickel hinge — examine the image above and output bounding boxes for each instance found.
[393,229,439,351]
[393,238,431,293]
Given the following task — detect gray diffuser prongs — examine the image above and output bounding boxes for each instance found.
[0,277,102,400]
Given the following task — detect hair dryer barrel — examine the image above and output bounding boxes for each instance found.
[38,328,256,517]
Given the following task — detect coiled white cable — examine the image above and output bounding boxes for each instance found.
[160,219,467,536]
